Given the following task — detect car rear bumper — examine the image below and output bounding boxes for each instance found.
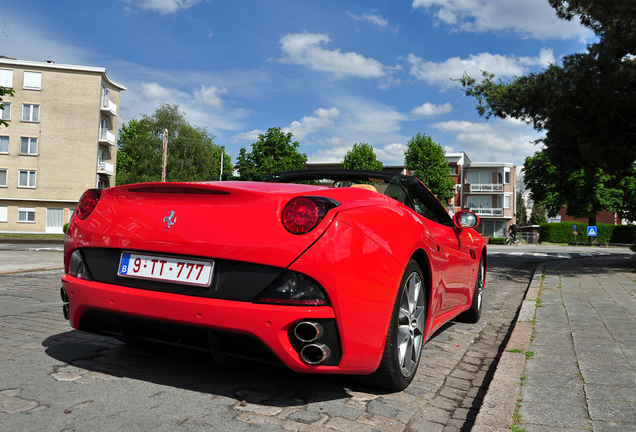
[61,274,378,374]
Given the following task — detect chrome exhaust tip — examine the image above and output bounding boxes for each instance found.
[300,343,331,365]
[60,287,69,303]
[294,321,324,343]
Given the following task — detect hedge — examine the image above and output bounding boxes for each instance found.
[539,222,636,244]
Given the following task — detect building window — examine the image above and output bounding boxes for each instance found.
[0,206,7,223]
[0,168,6,187]
[18,207,36,223]
[0,69,13,88]
[20,137,38,155]
[23,72,42,90]
[482,220,506,237]
[449,164,459,176]
[0,136,8,153]
[504,167,511,184]
[1,102,10,121]
[18,170,36,188]
[504,194,511,209]
[22,104,40,122]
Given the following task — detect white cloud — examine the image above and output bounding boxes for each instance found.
[140,82,177,100]
[406,49,555,88]
[124,0,204,14]
[194,85,227,109]
[347,11,389,28]
[375,143,408,164]
[283,107,341,140]
[278,32,388,79]
[412,102,453,116]
[431,118,539,165]
[230,129,265,142]
[412,0,592,41]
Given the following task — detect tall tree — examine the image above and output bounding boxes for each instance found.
[524,150,636,225]
[236,127,307,180]
[342,143,383,171]
[516,192,527,226]
[404,133,455,203]
[116,104,230,185]
[457,1,636,177]
[0,86,14,128]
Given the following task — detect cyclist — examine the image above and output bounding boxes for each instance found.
[507,223,520,245]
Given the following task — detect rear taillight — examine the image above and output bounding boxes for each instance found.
[76,189,102,220]
[281,196,340,235]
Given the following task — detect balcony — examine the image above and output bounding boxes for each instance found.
[470,184,504,192]
[97,159,114,175]
[99,127,116,146]
[470,207,504,217]
[100,96,118,116]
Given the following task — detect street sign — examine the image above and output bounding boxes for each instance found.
[587,226,597,236]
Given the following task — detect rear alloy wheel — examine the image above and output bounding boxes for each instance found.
[358,260,426,391]
[457,256,484,324]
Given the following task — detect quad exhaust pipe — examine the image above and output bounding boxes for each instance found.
[294,322,331,365]
[60,287,69,320]
[300,343,331,365]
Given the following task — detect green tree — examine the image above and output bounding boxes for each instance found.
[0,86,15,128]
[342,143,383,171]
[523,150,635,226]
[116,104,230,185]
[457,1,636,177]
[236,127,307,180]
[530,203,547,225]
[516,192,527,226]
[404,133,455,203]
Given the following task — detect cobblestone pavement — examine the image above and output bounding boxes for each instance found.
[519,256,636,432]
[0,253,544,431]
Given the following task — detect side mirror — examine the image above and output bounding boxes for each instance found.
[453,211,479,229]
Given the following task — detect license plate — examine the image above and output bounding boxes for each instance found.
[117,252,214,287]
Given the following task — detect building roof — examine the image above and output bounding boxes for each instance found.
[0,58,126,90]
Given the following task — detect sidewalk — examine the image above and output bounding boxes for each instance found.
[0,249,63,275]
[474,255,636,432]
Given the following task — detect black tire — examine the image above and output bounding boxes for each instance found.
[356,260,427,391]
[456,255,485,324]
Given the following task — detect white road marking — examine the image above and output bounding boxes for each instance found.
[557,253,571,259]
[533,253,548,257]
[579,253,593,257]
[508,252,524,256]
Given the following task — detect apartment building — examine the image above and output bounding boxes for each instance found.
[0,58,125,233]
[446,153,516,238]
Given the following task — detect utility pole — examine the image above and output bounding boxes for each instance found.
[161,129,168,182]
[219,146,225,181]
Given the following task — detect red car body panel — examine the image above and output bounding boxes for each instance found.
[61,176,486,377]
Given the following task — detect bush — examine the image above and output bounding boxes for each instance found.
[63,223,69,234]
[539,222,636,244]
[488,236,506,244]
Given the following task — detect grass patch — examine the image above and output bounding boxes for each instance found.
[0,234,64,240]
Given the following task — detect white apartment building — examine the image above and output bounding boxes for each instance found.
[446,152,517,238]
[0,57,125,233]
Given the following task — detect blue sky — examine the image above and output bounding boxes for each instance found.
[2,0,593,169]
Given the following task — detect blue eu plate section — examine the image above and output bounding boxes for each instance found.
[119,253,131,275]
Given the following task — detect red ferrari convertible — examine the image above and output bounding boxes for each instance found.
[61,169,486,390]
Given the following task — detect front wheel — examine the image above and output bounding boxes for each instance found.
[356,260,427,391]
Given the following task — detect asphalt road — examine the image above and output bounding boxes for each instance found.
[0,245,631,431]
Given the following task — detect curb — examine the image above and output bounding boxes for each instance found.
[471,263,545,432]
[0,266,64,275]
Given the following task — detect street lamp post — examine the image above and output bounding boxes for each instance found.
[220,146,225,181]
